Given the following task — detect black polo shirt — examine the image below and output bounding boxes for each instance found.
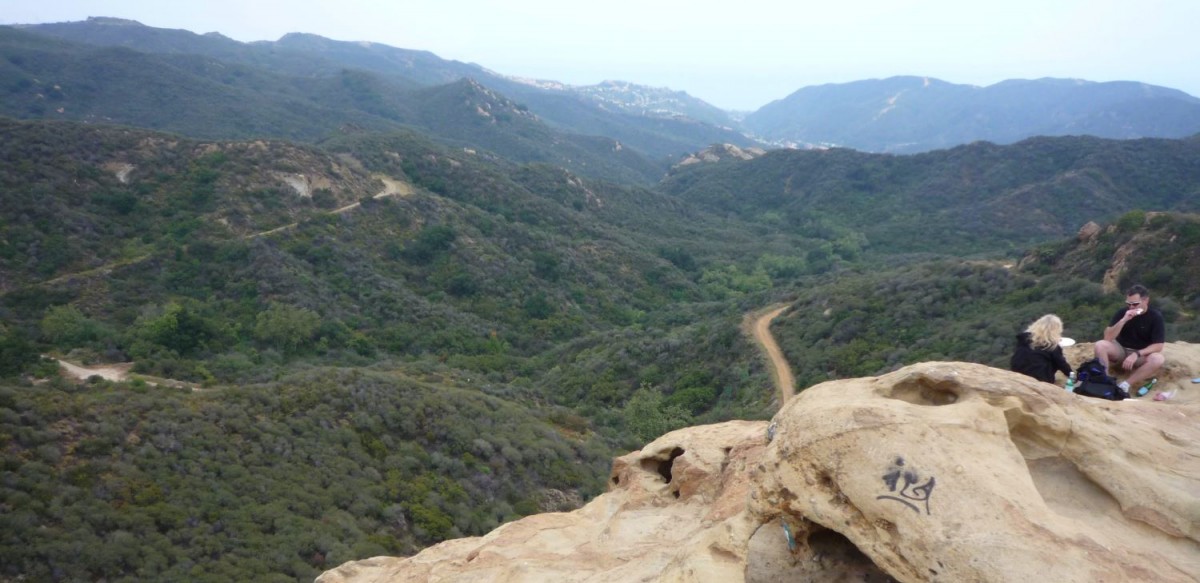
[1109,307,1165,350]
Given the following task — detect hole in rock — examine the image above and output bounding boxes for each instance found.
[807,528,898,582]
[1003,407,1063,460]
[888,378,959,406]
[611,474,620,486]
[1026,455,1123,525]
[641,447,686,484]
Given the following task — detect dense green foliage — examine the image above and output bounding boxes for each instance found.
[3,109,1200,581]
[1020,211,1200,310]
[0,369,611,581]
[774,261,1105,387]
[771,212,1200,388]
[661,135,1200,255]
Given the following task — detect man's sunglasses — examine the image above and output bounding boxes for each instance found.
[1126,301,1142,307]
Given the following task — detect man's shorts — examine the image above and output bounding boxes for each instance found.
[1114,342,1149,366]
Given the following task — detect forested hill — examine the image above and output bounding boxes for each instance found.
[0,115,822,407]
[768,211,1200,389]
[3,112,1200,581]
[660,134,1200,254]
[0,117,810,579]
[1,20,752,172]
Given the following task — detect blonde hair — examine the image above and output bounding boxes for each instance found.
[1026,314,1063,350]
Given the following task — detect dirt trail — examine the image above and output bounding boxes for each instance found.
[248,174,412,237]
[743,304,795,407]
[54,358,133,382]
[51,357,199,390]
[38,175,413,282]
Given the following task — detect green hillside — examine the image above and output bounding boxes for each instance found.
[660,135,1200,254]
[0,117,826,410]
[770,211,1200,388]
[0,27,667,185]
[6,20,752,173]
[4,111,1200,582]
[0,367,613,581]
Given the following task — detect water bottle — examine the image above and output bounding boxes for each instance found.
[1065,372,1076,392]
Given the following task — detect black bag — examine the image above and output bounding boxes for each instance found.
[1074,358,1113,384]
[1073,358,1125,401]
[1074,379,1126,400]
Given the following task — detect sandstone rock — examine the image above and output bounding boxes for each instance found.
[1077,221,1102,242]
[319,346,1200,583]
[754,359,1200,583]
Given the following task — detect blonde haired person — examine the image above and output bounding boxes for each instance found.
[1010,314,1072,383]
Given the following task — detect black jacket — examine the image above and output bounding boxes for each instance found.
[1010,332,1071,384]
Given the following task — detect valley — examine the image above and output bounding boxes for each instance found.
[1,16,1200,583]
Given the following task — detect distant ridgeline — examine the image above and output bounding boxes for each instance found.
[5,19,1200,169]
[0,19,750,183]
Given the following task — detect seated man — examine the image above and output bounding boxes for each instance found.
[1093,284,1165,397]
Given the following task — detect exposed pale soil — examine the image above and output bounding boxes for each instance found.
[743,304,794,406]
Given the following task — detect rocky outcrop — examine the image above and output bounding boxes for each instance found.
[318,342,1200,582]
[674,143,767,168]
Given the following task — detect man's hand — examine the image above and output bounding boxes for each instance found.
[1123,308,1142,321]
[1123,352,1139,370]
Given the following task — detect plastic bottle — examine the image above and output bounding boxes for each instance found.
[1065,372,1076,392]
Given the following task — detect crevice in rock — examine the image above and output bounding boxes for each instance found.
[1004,406,1068,459]
[1025,455,1123,522]
[660,447,685,482]
[748,520,897,583]
[806,528,898,582]
[887,377,959,406]
[641,447,686,484]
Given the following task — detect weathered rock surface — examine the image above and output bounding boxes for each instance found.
[318,342,1200,582]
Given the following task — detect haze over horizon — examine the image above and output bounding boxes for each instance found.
[3,0,1198,112]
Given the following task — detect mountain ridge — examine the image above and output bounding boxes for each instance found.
[18,18,1200,159]
[744,75,1200,153]
[9,18,754,163]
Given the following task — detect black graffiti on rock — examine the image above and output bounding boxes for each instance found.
[876,456,935,515]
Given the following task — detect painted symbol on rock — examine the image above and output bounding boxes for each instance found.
[877,456,935,515]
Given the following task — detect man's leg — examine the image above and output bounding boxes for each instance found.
[1093,340,1124,374]
[1125,353,1165,388]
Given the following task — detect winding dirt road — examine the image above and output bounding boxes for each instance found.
[743,304,795,407]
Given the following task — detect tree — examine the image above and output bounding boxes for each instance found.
[254,303,321,352]
[402,225,456,264]
[40,304,95,345]
[623,385,692,443]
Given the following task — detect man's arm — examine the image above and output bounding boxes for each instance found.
[1103,310,1135,341]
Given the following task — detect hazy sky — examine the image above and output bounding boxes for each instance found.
[3,0,1198,110]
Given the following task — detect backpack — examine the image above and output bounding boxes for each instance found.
[1073,358,1125,401]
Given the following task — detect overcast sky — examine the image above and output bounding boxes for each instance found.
[3,0,1198,111]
